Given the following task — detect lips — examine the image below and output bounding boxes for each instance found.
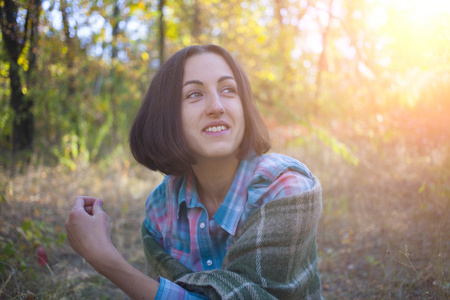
[202,121,230,133]
[205,125,227,132]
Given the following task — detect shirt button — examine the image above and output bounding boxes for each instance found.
[206,260,213,266]
[199,222,205,229]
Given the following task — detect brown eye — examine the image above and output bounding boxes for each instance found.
[187,91,202,98]
[222,87,236,94]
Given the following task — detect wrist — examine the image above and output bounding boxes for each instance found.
[89,249,160,299]
[87,246,124,276]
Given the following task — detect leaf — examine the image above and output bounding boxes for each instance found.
[141,52,149,61]
[36,246,48,267]
[418,183,426,193]
[1,242,15,256]
[57,233,67,246]
[22,220,32,232]
[0,192,6,203]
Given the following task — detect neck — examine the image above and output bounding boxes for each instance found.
[191,156,240,217]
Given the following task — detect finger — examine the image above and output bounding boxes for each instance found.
[72,196,97,211]
[80,196,97,206]
[84,205,93,215]
[92,199,104,215]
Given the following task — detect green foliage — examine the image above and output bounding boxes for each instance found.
[52,133,85,170]
[0,218,66,291]
[17,219,66,248]
[0,239,35,279]
[0,0,447,168]
[313,126,359,166]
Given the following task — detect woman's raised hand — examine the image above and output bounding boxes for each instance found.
[65,196,116,272]
[66,197,160,299]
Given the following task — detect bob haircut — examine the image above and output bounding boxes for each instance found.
[129,44,271,176]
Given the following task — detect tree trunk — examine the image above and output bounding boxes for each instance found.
[192,0,200,43]
[10,62,32,154]
[23,0,41,152]
[158,0,165,65]
[59,0,79,149]
[110,2,121,146]
[0,0,41,158]
[313,0,334,112]
[60,0,76,99]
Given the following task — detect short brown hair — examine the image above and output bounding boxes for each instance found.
[129,45,270,175]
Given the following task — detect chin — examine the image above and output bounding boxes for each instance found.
[198,148,240,161]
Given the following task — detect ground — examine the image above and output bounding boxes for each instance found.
[0,139,449,299]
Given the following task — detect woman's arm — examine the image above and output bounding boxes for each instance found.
[65,196,159,300]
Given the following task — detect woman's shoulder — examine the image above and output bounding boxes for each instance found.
[145,174,182,210]
[245,153,314,202]
[251,152,313,183]
[240,153,315,222]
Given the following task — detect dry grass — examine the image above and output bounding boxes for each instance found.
[0,155,163,299]
[282,136,450,299]
[0,138,449,299]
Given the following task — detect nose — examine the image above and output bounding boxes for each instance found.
[206,92,225,116]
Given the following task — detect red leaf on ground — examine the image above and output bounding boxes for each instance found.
[37,246,48,266]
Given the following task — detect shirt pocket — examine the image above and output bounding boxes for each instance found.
[170,248,191,268]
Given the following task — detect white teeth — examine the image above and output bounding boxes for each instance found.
[206,126,227,132]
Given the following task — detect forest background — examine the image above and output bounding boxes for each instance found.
[0,0,449,298]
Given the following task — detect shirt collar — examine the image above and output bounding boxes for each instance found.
[176,153,260,235]
[177,170,202,217]
[212,156,249,235]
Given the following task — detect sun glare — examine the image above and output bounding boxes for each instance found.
[375,0,450,65]
[386,0,449,33]
[366,0,450,107]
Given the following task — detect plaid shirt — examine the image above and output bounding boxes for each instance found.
[144,153,314,299]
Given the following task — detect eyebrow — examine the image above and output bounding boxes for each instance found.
[182,75,235,87]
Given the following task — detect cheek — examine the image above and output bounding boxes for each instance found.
[180,104,190,126]
[239,106,246,139]
[183,113,195,126]
[234,102,245,126]
[181,107,196,136]
[232,102,245,141]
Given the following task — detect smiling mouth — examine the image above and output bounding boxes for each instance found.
[204,125,228,133]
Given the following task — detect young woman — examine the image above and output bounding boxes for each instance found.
[66,45,323,299]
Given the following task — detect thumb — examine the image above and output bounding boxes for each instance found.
[92,198,104,215]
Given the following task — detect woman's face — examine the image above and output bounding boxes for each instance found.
[181,53,245,162]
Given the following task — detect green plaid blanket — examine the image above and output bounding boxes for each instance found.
[142,175,323,299]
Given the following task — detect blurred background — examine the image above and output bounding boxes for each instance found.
[0,0,449,298]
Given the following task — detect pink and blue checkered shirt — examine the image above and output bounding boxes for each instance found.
[144,153,314,299]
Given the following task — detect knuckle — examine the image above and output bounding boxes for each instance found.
[68,210,82,223]
[98,211,109,219]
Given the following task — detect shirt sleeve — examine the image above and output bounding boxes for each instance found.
[267,169,314,199]
[246,153,314,210]
[156,277,209,300]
